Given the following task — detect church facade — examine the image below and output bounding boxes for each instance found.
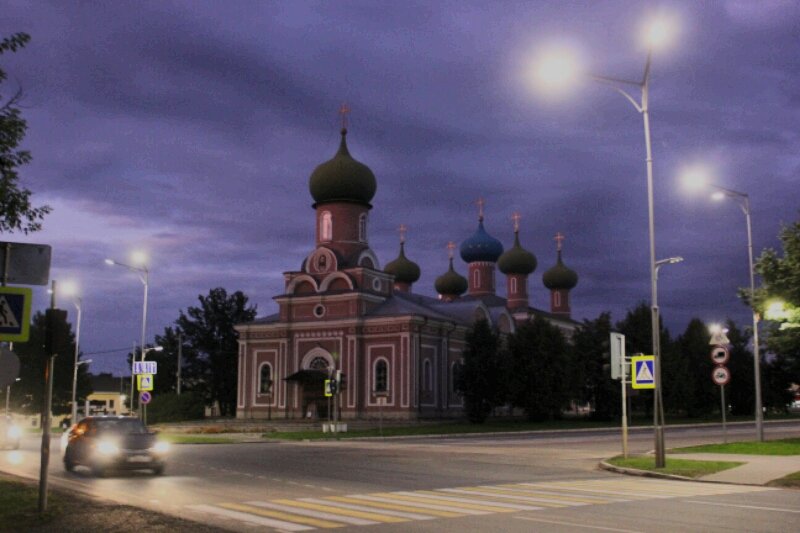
[235,125,580,420]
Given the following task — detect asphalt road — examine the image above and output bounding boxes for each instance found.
[3,420,800,532]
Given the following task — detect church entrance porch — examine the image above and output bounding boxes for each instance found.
[284,369,329,419]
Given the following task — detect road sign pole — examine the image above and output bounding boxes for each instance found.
[721,384,727,444]
[621,364,628,459]
[38,281,56,514]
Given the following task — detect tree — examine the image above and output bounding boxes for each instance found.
[458,319,504,423]
[749,218,800,388]
[724,320,755,416]
[677,319,717,417]
[572,312,620,420]
[169,288,256,417]
[0,33,51,234]
[508,316,570,421]
[13,310,91,415]
[616,303,659,418]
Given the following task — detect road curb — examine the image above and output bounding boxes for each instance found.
[598,459,771,487]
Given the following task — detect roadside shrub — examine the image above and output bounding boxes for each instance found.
[145,392,205,424]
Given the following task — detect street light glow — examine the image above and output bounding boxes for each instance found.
[104,258,115,266]
[680,164,712,192]
[531,44,582,97]
[640,13,678,51]
[60,280,79,297]
[765,300,789,321]
[131,250,148,266]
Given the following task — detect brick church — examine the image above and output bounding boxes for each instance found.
[235,122,580,420]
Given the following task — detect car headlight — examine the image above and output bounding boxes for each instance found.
[97,440,120,456]
[152,441,170,454]
[7,425,21,440]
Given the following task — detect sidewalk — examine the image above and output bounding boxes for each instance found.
[672,453,800,485]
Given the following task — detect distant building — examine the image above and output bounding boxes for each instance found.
[236,123,580,420]
[86,373,129,416]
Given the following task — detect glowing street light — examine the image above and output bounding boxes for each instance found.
[59,282,85,424]
[532,12,679,467]
[680,166,765,441]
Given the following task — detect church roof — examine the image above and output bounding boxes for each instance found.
[498,232,537,275]
[434,258,468,296]
[543,250,579,290]
[309,128,376,206]
[384,242,421,284]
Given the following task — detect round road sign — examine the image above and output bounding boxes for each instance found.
[710,345,730,365]
[140,391,152,405]
[712,365,730,386]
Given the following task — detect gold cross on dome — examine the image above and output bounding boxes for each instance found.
[339,102,350,129]
[447,241,456,259]
[399,224,407,244]
[512,212,521,232]
[476,197,485,220]
[554,232,565,251]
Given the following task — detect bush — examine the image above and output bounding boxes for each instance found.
[145,392,205,424]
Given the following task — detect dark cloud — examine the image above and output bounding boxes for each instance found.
[1,0,798,374]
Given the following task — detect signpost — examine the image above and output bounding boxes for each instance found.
[0,286,32,342]
[631,355,656,390]
[0,242,52,286]
[610,333,629,457]
[140,391,152,405]
[710,343,732,443]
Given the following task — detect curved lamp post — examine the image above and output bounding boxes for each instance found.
[533,14,678,467]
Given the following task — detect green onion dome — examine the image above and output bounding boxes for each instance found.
[497,232,537,275]
[435,258,468,296]
[542,250,578,290]
[384,242,421,284]
[309,128,377,205]
[460,220,504,263]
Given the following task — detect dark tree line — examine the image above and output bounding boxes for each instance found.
[458,301,785,424]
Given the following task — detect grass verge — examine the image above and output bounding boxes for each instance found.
[671,438,800,456]
[158,433,237,444]
[0,475,61,530]
[607,455,743,478]
[767,471,800,489]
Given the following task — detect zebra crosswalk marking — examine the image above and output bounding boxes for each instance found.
[488,485,621,503]
[352,494,489,515]
[439,487,584,507]
[321,496,452,518]
[382,492,519,513]
[518,482,659,499]
[412,490,544,511]
[188,504,313,531]
[245,501,380,526]
[220,503,345,529]
[268,499,409,524]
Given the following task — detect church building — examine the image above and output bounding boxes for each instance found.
[235,122,580,420]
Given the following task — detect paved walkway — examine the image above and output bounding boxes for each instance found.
[671,453,800,484]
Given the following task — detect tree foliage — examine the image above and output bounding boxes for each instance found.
[0,32,51,234]
[158,288,256,417]
[459,319,504,423]
[572,312,619,420]
[508,316,570,421]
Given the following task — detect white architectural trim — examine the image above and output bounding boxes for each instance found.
[252,350,277,407]
[357,249,380,270]
[420,343,438,407]
[319,271,354,292]
[286,274,319,294]
[366,344,395,406]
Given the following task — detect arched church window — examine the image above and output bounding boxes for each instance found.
[259,364,272,394]
[510,277,517,294]
[473,269,481,288]
[359,213,367,242]
[451,362,464,394]
[309,356,329,371]
[374,359,388,392]
[423,359,432,392]
[554,291,561,307]
[321,211,332,241]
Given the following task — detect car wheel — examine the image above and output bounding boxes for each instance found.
[152,464,165,476]
[64,457,76,472]
[91,463,108,477]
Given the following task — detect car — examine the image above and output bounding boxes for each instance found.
[62,416,169,476]
[1,415,22,450]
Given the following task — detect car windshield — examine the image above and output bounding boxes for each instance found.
[94,419,148,434]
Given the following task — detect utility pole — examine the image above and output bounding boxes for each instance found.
[177,332,182,395]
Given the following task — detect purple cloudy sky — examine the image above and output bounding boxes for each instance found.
[2,0,798,375]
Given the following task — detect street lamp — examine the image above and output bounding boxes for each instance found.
[71,360,92,420]
[106,254,150,412]
[681,167,764,441]
[5,377,20,416]
[534,13,678,467]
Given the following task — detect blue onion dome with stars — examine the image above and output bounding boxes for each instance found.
[497,215,537,275]
[459,199,504,263]
[309,107,376,206]
[384,226,421,284]
[543,233,578,290]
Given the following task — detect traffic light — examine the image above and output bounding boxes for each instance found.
[44,308,68,355]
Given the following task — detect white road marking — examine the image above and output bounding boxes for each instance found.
[187,504,313,531]
[440,488,584,506]
[245,500,377,525]
[515,515,645,532]
[352,494,488,515]
[398,490,542,511]
[300,497,435,520]
[686,500,800,514]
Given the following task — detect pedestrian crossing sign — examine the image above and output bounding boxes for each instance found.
[137,374,154,392]
[631,355,656,389]
[0,287,32,342]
